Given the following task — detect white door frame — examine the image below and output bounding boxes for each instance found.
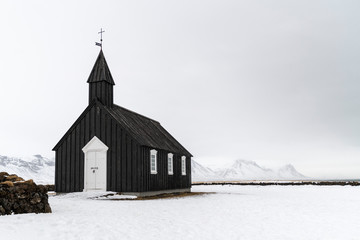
[82,136,108,191]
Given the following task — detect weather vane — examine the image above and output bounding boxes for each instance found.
[95,28,105,49]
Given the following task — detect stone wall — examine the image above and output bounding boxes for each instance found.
[0,172,52,215]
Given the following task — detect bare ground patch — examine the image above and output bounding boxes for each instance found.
[95,192,213,201]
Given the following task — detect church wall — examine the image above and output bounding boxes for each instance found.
[55,103,141,193]
[139,146,192,192]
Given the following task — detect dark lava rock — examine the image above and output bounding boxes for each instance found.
[0,172,52,215]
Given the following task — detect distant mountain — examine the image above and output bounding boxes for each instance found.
[192,159,307,182]
[216,159,277,180]
[277,164,306,179]
[0,155,54,184]
[191,159,219,182]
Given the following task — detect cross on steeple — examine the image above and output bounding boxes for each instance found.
[95,28,105,49]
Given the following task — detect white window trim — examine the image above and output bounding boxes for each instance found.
[168,153,174,175]
[150,149,157,174]
[181,156,186,175]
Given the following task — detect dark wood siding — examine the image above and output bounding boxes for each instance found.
[55,104,141,192]
[89,82,113,107]
[139,146,191,192]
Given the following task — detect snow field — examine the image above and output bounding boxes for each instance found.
[0,185,359,240]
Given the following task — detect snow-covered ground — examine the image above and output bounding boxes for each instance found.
[1,185,359,240]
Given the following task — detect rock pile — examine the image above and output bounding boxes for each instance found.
[0,172,52,215]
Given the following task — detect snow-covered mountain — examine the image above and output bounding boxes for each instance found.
[216,159,277,180]
[0,154,54,184]
[192,159,307,182]
[191,159,219,182]
[277,164,306,180]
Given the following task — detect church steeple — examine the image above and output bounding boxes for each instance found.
[87,50,115,107]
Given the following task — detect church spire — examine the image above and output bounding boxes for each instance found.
[87,50,115,85]
[87,50,115,106]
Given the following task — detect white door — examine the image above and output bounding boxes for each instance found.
[86,151,106,190]
[94,151,106,189]
[86,152,97,189]
[82,136,108,191]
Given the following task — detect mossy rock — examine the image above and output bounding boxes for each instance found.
[0,181,14,187]
[0,172,9,182]
[6,175,24,182]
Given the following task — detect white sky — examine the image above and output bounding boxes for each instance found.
[0,0,359,179]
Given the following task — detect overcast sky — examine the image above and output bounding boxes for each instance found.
[1,0,359,179]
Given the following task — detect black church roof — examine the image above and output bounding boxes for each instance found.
[87,50,115,85]
[105,104,192,156]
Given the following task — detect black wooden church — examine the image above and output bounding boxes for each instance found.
[53,50,192,195]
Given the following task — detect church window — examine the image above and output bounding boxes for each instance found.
[168,153,173,175]
[181,156,186,175]
[150,149,157,174]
